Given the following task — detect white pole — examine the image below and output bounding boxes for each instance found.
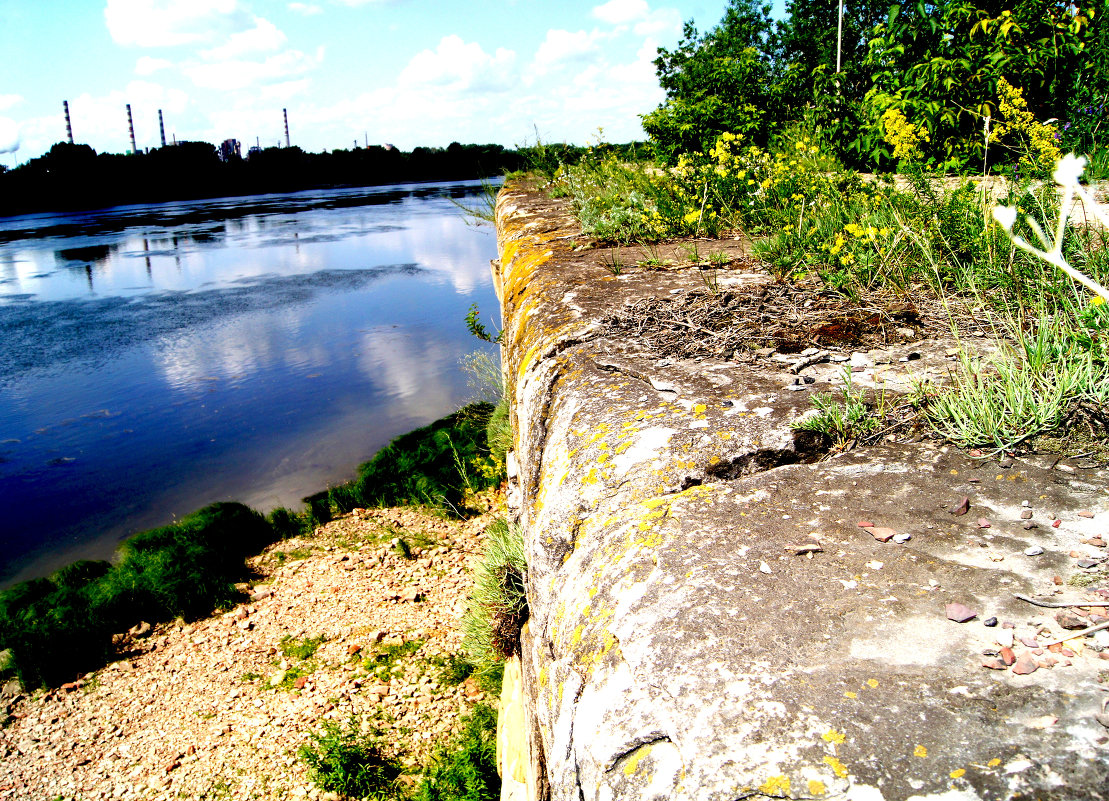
[836,0,844,74]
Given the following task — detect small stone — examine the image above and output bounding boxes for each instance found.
[1053,575,1064,585]
[1020,509,1033,520]
[1021,500,1031,508]
[977,518,991,528]
[946,603,977,623]
[951,496,970,516]
[1011,654,1039,675]
[347,644,362,655]
[857,520,874,528]
[294,677,309,690]
[1078,559,1100,569]
[1056,610,1089,630]
[893,532,912,544]
[869,526,897,543]
[1024,545,1044,556]
[759,561,772,574]
[1020,636,1040,648]
[983,617,998,627]
[981,658,1007,670]
[968,448,984,458]
[1078,510,1095,519]
[999,646,1016,666]
[1022,521,1038,530]
[1086,538,1106,548]
[1052,519,1062,528]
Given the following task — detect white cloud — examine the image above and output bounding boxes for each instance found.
[592,0,648,25]
[634,7,681,37]
[135,56,174,76]
[533,29,604,72]
[0,117,20,154]
[287,2,323,14]
[260,78,312,101]
[200,16,287,61]
[184,47,323,90]
[105,0,253,47]
[0,94,23,112]
[399,35,516,94]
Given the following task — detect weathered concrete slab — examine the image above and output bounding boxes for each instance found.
[495,182,1109,801]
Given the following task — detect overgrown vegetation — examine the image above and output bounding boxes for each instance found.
[641,0,1106,175]
[460,519,528,689]
[267,401,505,538]
[413,704,500,801]
[298,717,406,801]
[0,503,272,688]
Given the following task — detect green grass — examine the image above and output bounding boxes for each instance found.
[298,716,405,801]
[363,639,425,683]
[0,502,272,689]
[460,519,527,680]
[280,635,324,661]
[413,704,500,801]
[793,371,883,449]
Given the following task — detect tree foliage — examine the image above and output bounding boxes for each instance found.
[642,0,1107,172]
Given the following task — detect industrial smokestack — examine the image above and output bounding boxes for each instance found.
[283,108,290,148]
[63,100,74,144]
[158,110,166,148]
[126,103,137,154]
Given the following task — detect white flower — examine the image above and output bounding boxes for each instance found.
[1053,153,1087,187]
[992,205,1017,231]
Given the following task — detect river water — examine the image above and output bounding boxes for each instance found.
[0,180,501,587]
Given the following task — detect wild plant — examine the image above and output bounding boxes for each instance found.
[460,518,527,677]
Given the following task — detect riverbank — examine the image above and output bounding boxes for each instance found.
[0,495,502,800]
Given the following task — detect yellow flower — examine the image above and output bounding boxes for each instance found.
[1092,296,1105,306]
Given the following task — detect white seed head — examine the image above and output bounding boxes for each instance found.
[991,205,1017,231]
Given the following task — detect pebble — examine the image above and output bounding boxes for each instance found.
[983,617,998,627]
[1024,545,1044,556]
[946,603,977,623]
[1078,510,1095,519]
[869,526,897,543]
[1020,510,1033,520]
[950,496,970,516]
[893,532,912,544]
[1011,655,1039,675]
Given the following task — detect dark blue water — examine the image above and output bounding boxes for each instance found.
[0,181,501,586]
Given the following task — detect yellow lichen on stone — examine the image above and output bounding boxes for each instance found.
[622,744,653,777]
[758,775,791,796]
[823,756,848,778]
[808,779,826,796]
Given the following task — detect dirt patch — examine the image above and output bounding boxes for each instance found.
[599,280,941,360]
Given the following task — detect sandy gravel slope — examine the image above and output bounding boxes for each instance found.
[0,500,501,801]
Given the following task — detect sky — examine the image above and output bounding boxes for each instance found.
[0,0,790,166]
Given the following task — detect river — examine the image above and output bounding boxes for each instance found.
[0,180,501,587]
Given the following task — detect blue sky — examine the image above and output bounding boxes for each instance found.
[0,0,790,165]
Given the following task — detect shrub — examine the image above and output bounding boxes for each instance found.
[298,717,405,800]
[414,704,500,801]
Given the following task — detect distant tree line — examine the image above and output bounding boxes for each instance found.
[644,0,1107,171]
[0,140,527,216]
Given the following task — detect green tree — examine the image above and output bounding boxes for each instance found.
[642,0,781,162]
[863,0,1100,169]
